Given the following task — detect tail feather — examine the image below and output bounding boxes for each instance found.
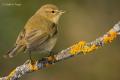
[3,45,26,59]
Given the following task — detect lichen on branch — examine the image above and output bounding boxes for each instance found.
[0,22,120,80]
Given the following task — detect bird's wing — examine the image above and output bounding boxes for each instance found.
[16,29,26,45]
[25,29,50,50]
[15,27,50,51]
[24,21,58,50]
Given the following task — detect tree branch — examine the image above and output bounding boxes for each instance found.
[0,22,120,80]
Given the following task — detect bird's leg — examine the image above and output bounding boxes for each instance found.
[29,51,32,60]
[28,51,34,64]
[49,51,55,56]
[47,51,56,63]
[39,51,55,64]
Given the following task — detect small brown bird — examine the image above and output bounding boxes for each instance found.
[3,4,65,59]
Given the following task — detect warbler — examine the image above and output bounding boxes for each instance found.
[3,4,65,59]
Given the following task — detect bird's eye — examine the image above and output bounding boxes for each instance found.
[51,10,55,13]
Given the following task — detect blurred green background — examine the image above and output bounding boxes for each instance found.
[0,0,120,80]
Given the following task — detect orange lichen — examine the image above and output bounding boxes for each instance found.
[47,56,53,61]
[70,41,99,55]
[29,62,38,71]
[70,30,118,55]
[7,69,16,79]
[82,44,98,54]
[103,31,117,43]
[70,41,86,55]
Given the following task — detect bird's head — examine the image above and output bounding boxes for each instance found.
[36,4,65,23]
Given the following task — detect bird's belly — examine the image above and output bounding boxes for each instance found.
[40,36,57,52]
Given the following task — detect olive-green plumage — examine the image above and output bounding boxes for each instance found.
[4,4,64,58]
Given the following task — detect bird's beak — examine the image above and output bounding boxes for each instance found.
[59,10,66,14]
[55,10,65,14]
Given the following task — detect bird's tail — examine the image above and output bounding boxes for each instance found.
[3,45,26,59]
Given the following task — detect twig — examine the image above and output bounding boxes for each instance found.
[0,22,120,80]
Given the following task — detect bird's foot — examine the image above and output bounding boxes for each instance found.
[30,59,36,65]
